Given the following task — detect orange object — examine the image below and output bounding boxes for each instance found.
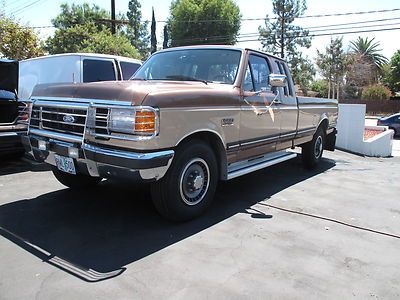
[135,110,156,133]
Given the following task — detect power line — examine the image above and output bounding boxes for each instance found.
[29,15,400,33]
[239,26,400,43]
[9,0,47,15]
[4,0,26,10]
[159,20,400,45]
[151,8,400,23]
[303,16,400,29]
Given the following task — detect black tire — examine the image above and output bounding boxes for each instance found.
[52,167,102,189]
[389,127,398,137]
[150,141,218,222]
[302,127,325,170]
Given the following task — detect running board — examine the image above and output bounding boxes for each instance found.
[227,152,297,180]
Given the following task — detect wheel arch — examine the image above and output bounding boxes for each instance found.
[175,130,228,181]
[316,115,329,134]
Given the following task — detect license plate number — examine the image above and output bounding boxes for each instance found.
[54,155,76,175]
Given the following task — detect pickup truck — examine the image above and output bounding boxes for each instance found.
[0,59,28,156]
[24,46,338,221]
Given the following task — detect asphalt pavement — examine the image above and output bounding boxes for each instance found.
[0,151,399,299]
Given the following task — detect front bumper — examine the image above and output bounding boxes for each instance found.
[23,134,174,181]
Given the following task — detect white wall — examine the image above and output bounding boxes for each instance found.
[336,104,394,157]
[336,104,366,154]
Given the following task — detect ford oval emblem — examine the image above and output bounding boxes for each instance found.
[63,114,75,123]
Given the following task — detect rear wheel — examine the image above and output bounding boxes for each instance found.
[389,127,398,137]
[150,141,218,222]
[302,127,325,170]
[52,167,102,189]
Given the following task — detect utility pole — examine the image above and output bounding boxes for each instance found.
[280,13,285,59]
[111,0,116,34]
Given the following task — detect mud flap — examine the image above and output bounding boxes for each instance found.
[325,129,337,151]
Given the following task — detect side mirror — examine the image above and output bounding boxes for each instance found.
[269,74,287,87]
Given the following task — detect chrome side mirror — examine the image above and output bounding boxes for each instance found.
[269,74,287,87]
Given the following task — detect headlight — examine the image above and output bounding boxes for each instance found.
[109,108,136,134]
[108,107,157,136]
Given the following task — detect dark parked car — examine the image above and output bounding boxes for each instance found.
[377,113,400,136]
[0,59,28,157]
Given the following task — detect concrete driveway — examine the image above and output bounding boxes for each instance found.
[0,151,399,299]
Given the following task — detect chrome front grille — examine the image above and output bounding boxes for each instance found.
[94,107,109,135]
[30,103,87,137]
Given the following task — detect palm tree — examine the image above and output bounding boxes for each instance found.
[349,37,388,69]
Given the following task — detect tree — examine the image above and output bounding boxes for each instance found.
[382,50,400,93]
[258,0,314,93]
[310,80,329,98]
[259,0,311,59]
[168,0,241,47]
[316,37,349,99]
[0,17,44,60]
[163,25,169,49]
[45,3,140,59]
[52,3,109,31]
[290,51,315,95]
[346,37,388,96]
[150,7,157,54]
[350,37,388,69]
[127,0,149,58]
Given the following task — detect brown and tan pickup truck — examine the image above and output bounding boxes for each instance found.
[24,46,338,221]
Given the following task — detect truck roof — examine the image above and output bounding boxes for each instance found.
[21,53,142,64]
[155,45,286,62]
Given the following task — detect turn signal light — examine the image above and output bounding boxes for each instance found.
[135,110,156,133]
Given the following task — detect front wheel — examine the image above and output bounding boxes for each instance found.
[302,127,325,170]
[150,141,218,222]
[52,167,102,189]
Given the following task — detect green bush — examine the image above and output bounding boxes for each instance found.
[310,80,329,98]
[361,85,392,100]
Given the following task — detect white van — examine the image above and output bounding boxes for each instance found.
[18,53,142,100]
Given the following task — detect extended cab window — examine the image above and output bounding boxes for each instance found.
[120,62,141,80]
[248,55,271,92]
[83,59,116,82]
[275,61,293,96]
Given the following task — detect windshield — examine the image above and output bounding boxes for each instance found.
[133,49,242,85]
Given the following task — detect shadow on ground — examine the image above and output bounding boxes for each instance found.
[0,157,335,282]
[0,155,50,176]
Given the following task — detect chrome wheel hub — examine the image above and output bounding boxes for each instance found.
[192,175,204,190]
[314,136,323,158]
[180,158,210,206]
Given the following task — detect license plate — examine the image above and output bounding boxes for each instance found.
[54,155,76,175]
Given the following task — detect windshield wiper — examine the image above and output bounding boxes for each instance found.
[130,77,147,81]
[165,75,211,85]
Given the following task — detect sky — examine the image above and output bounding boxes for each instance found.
[3,0,400,65]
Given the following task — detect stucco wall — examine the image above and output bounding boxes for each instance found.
[336,104,394,157]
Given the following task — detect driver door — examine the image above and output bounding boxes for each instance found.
[239,54,281,160]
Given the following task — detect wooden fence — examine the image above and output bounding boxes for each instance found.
[339,99,400,115]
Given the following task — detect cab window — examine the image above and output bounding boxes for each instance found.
[248,55,271,92]
[83,59,116,82]
[243,63,254,91]
[120,61,141,80]
[275,61,293,96]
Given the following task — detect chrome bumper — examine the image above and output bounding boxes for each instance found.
[24,133,174,181]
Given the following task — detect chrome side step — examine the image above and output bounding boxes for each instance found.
[227,151,297,180]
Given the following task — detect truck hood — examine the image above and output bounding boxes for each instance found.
[31,80,223,106]
[0,60,18,95]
